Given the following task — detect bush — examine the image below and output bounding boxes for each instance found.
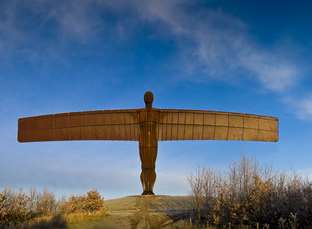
[0,188,105,226]
[189,157,312,228]
[60,190,104,214]
[0,188,32,226]
[35,190,57,216]
[83,190,105,213]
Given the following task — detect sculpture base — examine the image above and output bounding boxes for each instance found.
[141,191,155,195]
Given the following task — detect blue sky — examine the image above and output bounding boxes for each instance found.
[1,0,312,199]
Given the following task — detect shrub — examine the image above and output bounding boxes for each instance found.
[35,190,57,216]
[83,190,104,213]
[60,190,104,214]
[0,188,32,225]
[189,157,312,228]
[0,188,104,226]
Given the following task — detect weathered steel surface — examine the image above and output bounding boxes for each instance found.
[18,109,140,142]
[158,109,278,142]
[18,91,279,195]
[18,109,278,143]
[138,108,159,195]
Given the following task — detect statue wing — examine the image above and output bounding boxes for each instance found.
[157,109,278,142]
[18,109,140,142]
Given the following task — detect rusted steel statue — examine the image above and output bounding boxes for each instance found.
[18,91,279,195]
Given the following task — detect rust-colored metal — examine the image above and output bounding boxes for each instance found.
[18,91,279,195]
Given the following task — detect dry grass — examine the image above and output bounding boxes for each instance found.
[189,156,312,228]
[0,189,107,228]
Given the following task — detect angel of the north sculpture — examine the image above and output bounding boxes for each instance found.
[18,91,278,195]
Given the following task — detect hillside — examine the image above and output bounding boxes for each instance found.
[68,195,194,229]
[105,195,193,211]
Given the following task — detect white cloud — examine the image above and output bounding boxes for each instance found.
[239,51,298,91]
[126,1,300,92]
[29,0,101,42]
[0,0,102,63]
[0,1,25,58]
[0,0,301,92]
[288,95,312,120]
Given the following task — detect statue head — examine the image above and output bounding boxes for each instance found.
[144,91,154,109]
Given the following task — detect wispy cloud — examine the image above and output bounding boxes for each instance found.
[0,1,26,58]
[287,95,312,120]
[0,0,103,64]
[126,0,300,92]
[28,0,102,42]
[0,0,301,92]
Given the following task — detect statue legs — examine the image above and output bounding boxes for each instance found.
[139,143,157,195]
[140,168,156,195]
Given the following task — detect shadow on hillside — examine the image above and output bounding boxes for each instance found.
[165,209,193,222]
[30,215,68,229]
[127,197,194,229]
